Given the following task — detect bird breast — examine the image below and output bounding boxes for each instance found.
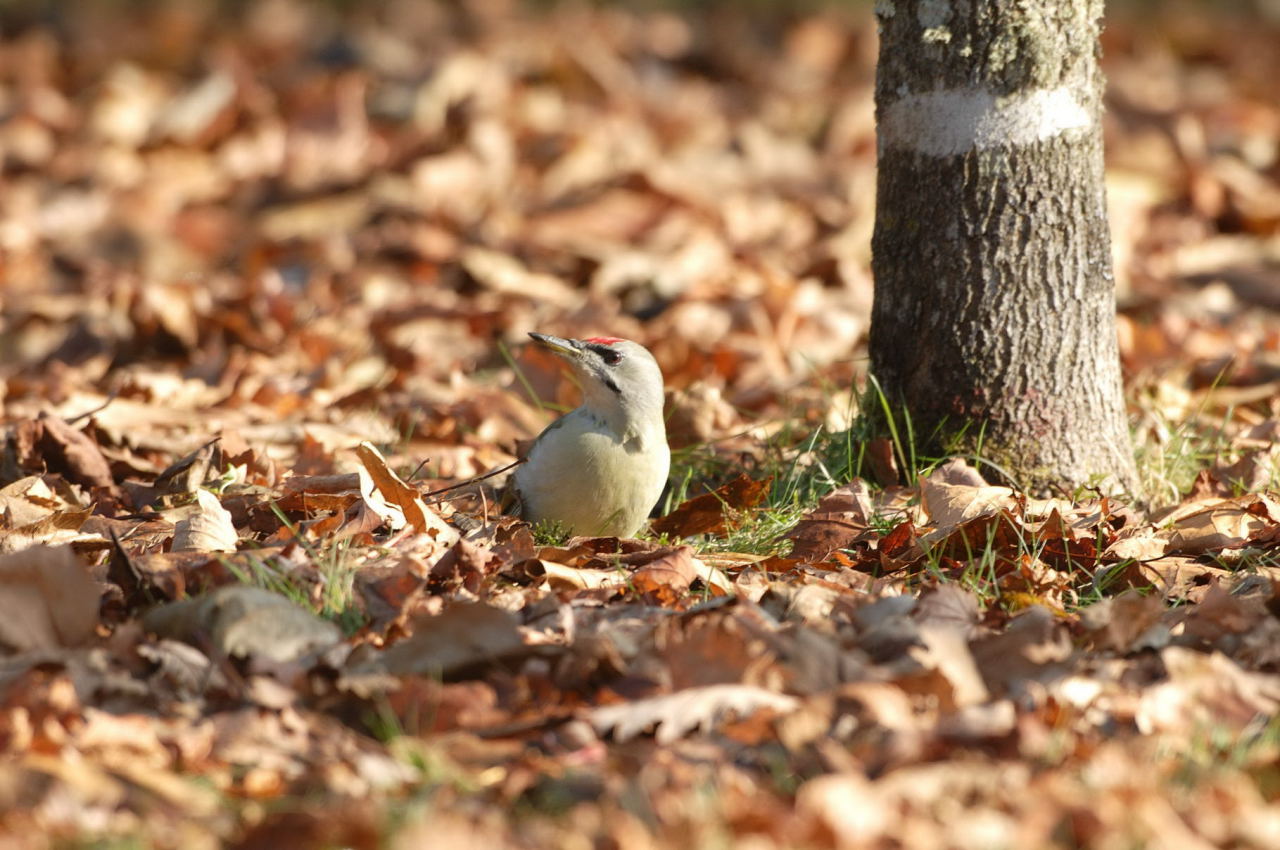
[514,406,670,538]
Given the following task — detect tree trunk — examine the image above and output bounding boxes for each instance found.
[870,0,1138,495]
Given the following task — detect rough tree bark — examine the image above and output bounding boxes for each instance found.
[870,0,1138,494]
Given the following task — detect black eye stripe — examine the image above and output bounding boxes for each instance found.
[587,344,624,365]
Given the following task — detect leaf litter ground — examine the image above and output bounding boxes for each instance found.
[1,1,1280,847]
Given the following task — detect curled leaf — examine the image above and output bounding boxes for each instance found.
[589,684,799,744]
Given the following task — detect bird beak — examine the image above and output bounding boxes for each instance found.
[528,333,583,360]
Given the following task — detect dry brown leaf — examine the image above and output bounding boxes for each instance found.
[928,457,992,487]
[353,466,409,532]
[589,684,799,744]
[152,438,220,496]
[1179,580,1271,645]
[1211,450,1276,494]
[142,585,342,664]
[355,442,458,544]
[630,545,698,595]
[650,474,772,538]
[1079,590,1168,652]
[461,247,580,307]
[878,517,924,571]
[281,473,362,495]
[155,71,237,145]
[664,383,739,449]
[365,603,533,678]
[970,606,1073,696]
[34,413,117,492]
[118,549,248,601]
[1137,556,1228,598]
[655,611,778,689]
[796,773,891,846]
[689,556,734,596]
[1160,499,1267,555]
[0,507,101,555]
[1137,647,1280,734]
[914,584,981,635]
[787,479,876,561]
[0,545,100,652]
[529,559,628,591]
[1106,532,1170,561]
[0,476,70,528]
[171,489,238,553]
[428,538,496,593]
[864,438,900,487]
[909,625,990,709]
[920,478,1017,532]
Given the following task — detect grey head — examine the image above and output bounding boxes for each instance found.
[527,333,666,440]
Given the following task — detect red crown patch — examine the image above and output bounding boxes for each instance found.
[584,336,624,345]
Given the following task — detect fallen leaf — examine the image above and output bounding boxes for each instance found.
[928,458,991,487]
[429,538,495,593]
[920,478,1016,532]
[461,246,580,307]
[1136,556,1227,598]
[1159,497,1268,556]
[864,438,899,487]
[0,507,101,555]
[1179,580,1270,645]
[650,474,772,538]
[35,413,116,491]
[365,603,535,679]
[787,479,876,561]
[1105,532,1169,561]
[153,438,220,496]
[878,518,923,571]
[171,489,238,553]
[155,71,237,145]
[913,584,981,635]
[1137,647,1280,734]
[629,545,698,595]
[796,773,890,846]
[970,606,1072,696]
[355,442,458,544]
[0,545,100,652]
[689,556,734,595]
[589,684,798,743]
[142,584,342,664]
[526,559,628,591]
[909,625,990,708]
[0,475,71,527]
[1079,590,1168,652]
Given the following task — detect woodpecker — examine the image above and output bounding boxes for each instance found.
[507,333,670,538]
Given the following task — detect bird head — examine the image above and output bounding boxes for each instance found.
[529,333,666,439]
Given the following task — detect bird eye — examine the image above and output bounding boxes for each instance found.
[602,349,623,366]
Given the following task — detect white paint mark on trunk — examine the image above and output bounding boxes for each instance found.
[917,0,952,41]
[880,87,1092,157]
